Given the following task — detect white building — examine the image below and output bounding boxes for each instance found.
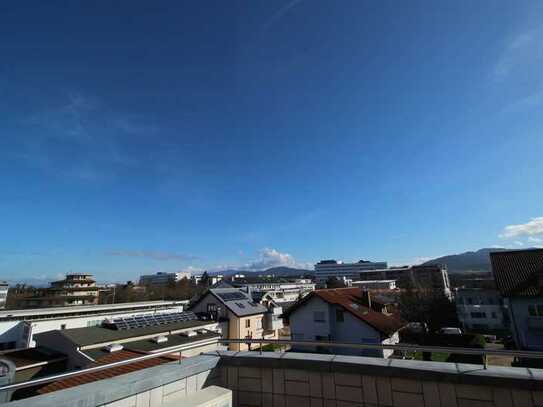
[455,288,508,332]
[139,272,191,286]
[285,288,405,358]
[0,300,187,350]
[0,282,8,309]
[192,274,224,286]
[314,260,388,284]
[229,278,315,304]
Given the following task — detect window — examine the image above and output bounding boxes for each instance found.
[467,298,473,305]
[256,319,262,329]
[60,324,66,330]
[336,309,344,322]
[245,319,251,328]
[528,304,543,316]
[491,312,497,319]
[470,312,486,319]
[314,311,325,322]
[207,303,217,313]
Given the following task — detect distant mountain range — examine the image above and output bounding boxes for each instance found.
[211,266,312,277]
[422,247,512,273]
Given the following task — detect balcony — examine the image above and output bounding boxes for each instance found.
[2,340,543,407]
[264,312,283,330]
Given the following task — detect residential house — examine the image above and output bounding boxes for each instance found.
[455,288,509,332]
[491,248,543,351]
[189,288,281,351]
[284,287,405,358]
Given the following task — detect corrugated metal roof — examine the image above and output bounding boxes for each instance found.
[490,249,543,297]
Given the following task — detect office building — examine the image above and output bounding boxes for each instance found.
[314,259,388,284]
[139,272,191,286]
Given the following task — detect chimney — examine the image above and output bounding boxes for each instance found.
[361,289,371,309]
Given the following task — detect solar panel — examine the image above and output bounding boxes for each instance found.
[217,291,246,301]
[111,311,198,330]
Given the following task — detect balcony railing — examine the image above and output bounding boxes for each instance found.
[2,338,543,394]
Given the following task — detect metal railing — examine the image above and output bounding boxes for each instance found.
[0,337,220,393]
[2,338,543,394]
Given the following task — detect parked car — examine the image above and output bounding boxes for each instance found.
[438,327,463,335]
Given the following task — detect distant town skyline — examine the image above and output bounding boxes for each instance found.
[1,1,543,280]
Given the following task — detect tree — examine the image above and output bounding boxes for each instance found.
[399,281,458,332]
[325,277,346,289]
[199,271,210,288]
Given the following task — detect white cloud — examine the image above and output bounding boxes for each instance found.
[493,28,543,81]
[499,217,543,238]
[513,241,524,246]
[528,236,543,243]
[229,248,312,271]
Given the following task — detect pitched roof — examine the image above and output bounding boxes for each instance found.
[191,288,268,317]
[284,288,405,336]
[36,350,177,394]
[490,248,543,297]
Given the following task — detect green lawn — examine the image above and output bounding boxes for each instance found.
[408,352,450,362]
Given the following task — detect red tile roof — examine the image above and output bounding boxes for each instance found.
[285,288,405,336]
[37,350,179,394]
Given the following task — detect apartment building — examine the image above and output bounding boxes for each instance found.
[189,288,282,351]
[285,288,405,358]
[455,288,509,332]
[314,259,388,284]
[0,282,8,309]
[491,248,543,351]
[15,274,99,309]
[358,264,452,298]
[139,271,191,286]
[0,300,186,350]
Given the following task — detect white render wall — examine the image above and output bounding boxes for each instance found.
[288,296,395,357]
[0,304,185,349]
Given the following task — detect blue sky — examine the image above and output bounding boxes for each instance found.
[1,1,543,282]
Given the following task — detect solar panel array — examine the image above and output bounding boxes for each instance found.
[111,311,198,330]
[216,291,246,301]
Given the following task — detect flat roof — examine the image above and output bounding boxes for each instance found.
[0,300,188,319]
[51,319,213,347]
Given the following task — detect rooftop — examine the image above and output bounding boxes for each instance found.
[490,248,543,297]
[48,318,213,347]
[0,300,186,320]
[192,288,268,317]
[285,287,405,335]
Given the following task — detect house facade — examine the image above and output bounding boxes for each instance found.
[285,288,405,358]
[490,248,543,351]
[455,288,509,332]
[189,288,282,351]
